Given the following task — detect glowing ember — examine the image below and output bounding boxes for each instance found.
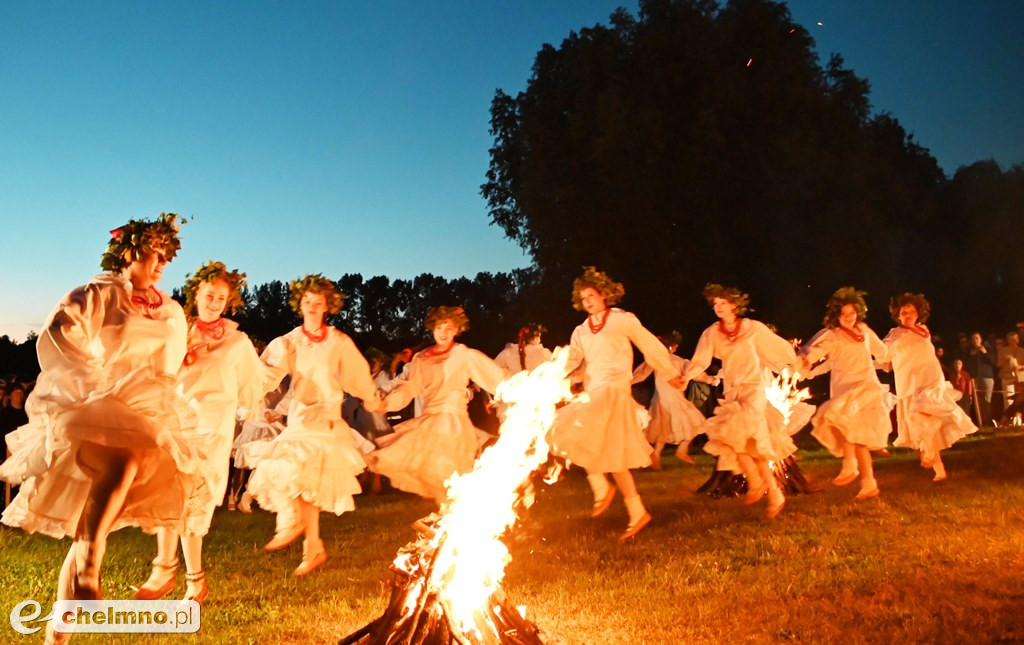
[344,347,575,644]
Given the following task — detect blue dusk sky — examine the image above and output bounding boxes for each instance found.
[1,1,1021,340]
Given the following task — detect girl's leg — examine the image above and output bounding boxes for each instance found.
[294,499,327,576]
[134,527,179,599]
[265,498,303,551]
[650,440,665,470]
[932,451,947,481]
[755,457,785,517]
[854,445,880,499]
[586,470,615,517]
[611,470,650,539]
[833,440,858,485]
[737,453,765,504]
[180,534,209,602]
[676,440,696,465]
[69,442,141,599]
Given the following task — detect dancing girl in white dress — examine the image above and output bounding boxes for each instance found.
[245,274,383,576]
[681,284,803,518]
[494,323,553,376]
[550,267,683,540]
[799,287,895,500]
[370,306,506,502]
[882,293,977,481]
[134,261,267,602]
[0,214,202,644]
[630,331,709,469]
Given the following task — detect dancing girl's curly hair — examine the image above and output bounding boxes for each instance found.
[183,260,248,316]
[889,292,931,324]
[572,266,625,311]
[101,212,185,272]
[288,274,345,315]
[702,283,751,316]
[425,306,470,333]
[823,287,868,328]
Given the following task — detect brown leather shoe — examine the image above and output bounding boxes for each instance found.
[619,513,652,541]
[590,485,617,518]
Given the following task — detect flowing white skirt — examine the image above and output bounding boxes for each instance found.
[0,368,205,538]
[893,381,977,456]
[700,383,812,465]
[644,389,705,445]
[549,381,652,473]
[244,419,366,516]
[810,381,896,456]
[368,410,482,501]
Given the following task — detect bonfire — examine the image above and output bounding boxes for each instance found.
[341,348,576,645]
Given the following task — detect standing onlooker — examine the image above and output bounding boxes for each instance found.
[964,332,997,425]
[997,332,1024,415]
[951,358,975,417]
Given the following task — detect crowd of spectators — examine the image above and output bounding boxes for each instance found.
[1,375,33,509]
[934,324,1024,427]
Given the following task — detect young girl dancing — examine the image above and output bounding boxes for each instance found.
[882,293,977,481]
[494,323,553,376]
[631,332,709,469]
[134,261,267,602]
[369,306,506,502]
[681,284,803,518]
[0,214,202,644]
[245,274,382,575]
[799,287,895,500]
[550,267,683,540]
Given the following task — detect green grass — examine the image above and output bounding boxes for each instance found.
[4,429,1024,644]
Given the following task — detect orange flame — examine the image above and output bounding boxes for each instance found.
[392,347,576,641]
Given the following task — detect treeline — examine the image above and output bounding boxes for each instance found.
[231,269,544,353]
[482,0,1024,346]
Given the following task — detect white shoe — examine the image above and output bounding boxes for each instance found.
[238,492,253,514]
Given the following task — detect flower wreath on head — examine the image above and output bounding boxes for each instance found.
[288,274,345,315]
[517,323,547,345]
[101,212,185,272]
[183,260,248,317]
[571,266,625,311]
[424,306,470,333]
[701,283,752,316]
[823,286,869,329]
[889,292,930,324]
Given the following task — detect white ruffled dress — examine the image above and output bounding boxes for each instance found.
[802,325,896,456]
[682,319,808,468]
[550,309,676,473]
[244,326,379,517]
[883,325,977,455]
[632,354,705,445]
[0,273,203,538]
[177,319,268,535]
[369,343,505,501]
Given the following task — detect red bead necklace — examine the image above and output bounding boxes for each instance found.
[588,309,611,334]
[839,324,865,343]
[196,318,226,340]
[719,317,743,342]
[425,343,456,358]
[131,286,163,310]
[302,325,328,343]
[902,323,930,339]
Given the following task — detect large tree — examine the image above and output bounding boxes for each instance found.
[483,0,946,340]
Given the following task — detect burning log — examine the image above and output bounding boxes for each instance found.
[342,349,577,645]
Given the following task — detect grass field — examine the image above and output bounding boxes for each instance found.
[3,428,1024,644]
